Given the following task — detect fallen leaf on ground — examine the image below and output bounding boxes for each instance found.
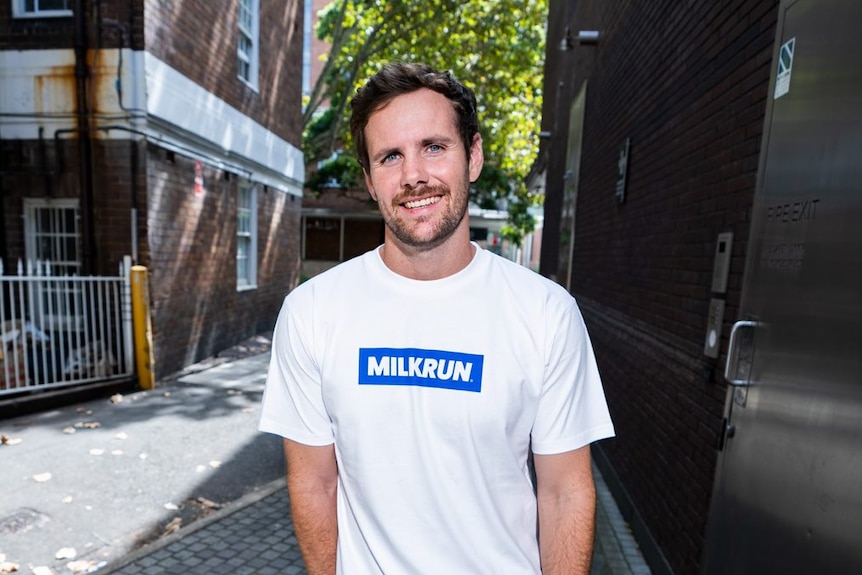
[111,450,124,456]
[114,432,128,440]
[62,496,73,503]
[33,472,52,482]
[1,435,22,446]
[164,502,179,510]
[241,407,254,413]
[89,449,105,456]
[0,561,18,573]
[208,460,221,469]
[191,496,221,510]
[32,566,53,575]
[66,560,96,574]
[74,422,100,429]
[139,453,148,460]
[110,393,123,404]
[226,389,242,395]
[76,408,93,414]
[55,548,76,560]
[62,427,76,435]
[160,517,182,537]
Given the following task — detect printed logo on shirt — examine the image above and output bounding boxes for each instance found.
[358,348,484,392]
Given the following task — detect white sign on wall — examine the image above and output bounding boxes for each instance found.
[774,37,795,99]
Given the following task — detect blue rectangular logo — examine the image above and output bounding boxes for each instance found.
[358,348,484,393]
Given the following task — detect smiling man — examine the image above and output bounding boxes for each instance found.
[260,62,615,575]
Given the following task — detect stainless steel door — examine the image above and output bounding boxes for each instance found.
[702,0,862,573]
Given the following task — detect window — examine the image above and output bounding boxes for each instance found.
[13,0,72,18]
[237,0,260,89]
[237,183,258,290]
[23,198,81,275]
[302,0,313,99]
[303,216,384,262]
[23,198,83,330]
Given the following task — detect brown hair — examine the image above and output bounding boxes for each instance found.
[349,62,479,170]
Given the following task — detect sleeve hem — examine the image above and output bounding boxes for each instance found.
[531,424,616,455]
[258,418,335,447]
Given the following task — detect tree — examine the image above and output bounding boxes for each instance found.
[305,0,547,243]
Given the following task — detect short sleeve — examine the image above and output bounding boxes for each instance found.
[530,299,615,454]
[259,289,335,446]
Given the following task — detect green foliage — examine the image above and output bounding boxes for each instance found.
[303,108,336,160]
[305,0,548,241]
[471,165,511,211]
[306,154,364,192]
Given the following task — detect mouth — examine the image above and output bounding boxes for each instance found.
[402,196,442,209]
[396,185,448,211]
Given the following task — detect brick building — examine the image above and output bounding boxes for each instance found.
[536,1,780,573]
[1,0,304,380]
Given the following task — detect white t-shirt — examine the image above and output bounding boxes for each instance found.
[260,244,615,574]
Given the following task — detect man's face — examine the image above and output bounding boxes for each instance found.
[363,88,483,251]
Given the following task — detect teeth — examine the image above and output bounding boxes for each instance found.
[404,196,441,209]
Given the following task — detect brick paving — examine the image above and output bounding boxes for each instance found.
[102,465,650,575]
[103,485,303,575]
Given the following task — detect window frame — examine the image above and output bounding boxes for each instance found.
[236,182,259,291]
[12,0,72,18]
[237,0,260,91]
[23,197,82,274]
[22,197,84,331]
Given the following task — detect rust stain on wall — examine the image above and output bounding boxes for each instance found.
[33,62,77,121]
[30,49,127,137]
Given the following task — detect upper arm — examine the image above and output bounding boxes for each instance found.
[284,439,338,494]
[533,444,595,500]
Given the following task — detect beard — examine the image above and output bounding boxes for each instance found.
[382,182,470,250]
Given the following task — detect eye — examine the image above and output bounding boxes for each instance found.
[381,152,400,164]
[427,144,444,153]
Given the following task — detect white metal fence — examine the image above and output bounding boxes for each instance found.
[0,256,135,396]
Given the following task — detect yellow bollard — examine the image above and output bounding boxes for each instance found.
[130,265,156,389]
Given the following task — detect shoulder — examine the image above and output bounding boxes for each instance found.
[289,249,378,300]
[480,249,573,302]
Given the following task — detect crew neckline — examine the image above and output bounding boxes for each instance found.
[372,241,486,287]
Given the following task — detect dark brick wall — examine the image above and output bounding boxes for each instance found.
[145,145,300,379]
[90,139,149,272]
[542,1,780,573]
[0,0,145,50]
[0,138,147,275]
[143,0,304,147]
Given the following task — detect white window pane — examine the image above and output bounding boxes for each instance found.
[236,184,257,288]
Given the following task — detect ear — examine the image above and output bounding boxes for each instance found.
[468,133,484,183]
[364,169,378,202]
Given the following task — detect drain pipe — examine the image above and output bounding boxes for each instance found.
[74,0,96,274]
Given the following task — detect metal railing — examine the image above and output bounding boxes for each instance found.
[1,256,134,396]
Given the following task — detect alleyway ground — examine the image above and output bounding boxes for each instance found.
[0,336,283,574]
[1,335,649,575]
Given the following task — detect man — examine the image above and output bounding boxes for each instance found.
[260,62,615,575]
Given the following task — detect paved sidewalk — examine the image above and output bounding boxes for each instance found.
[101,464,650,575]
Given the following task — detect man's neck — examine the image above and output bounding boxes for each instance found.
[379,231,476,281]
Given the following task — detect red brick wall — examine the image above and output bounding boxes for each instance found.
[143,0,304,147]
[543,1,780,573]
[2,1,303,380]
[145,146,300,379]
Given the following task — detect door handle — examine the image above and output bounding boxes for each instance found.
[724,320,758,386]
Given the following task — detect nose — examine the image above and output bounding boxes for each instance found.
[400,153,429,189]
